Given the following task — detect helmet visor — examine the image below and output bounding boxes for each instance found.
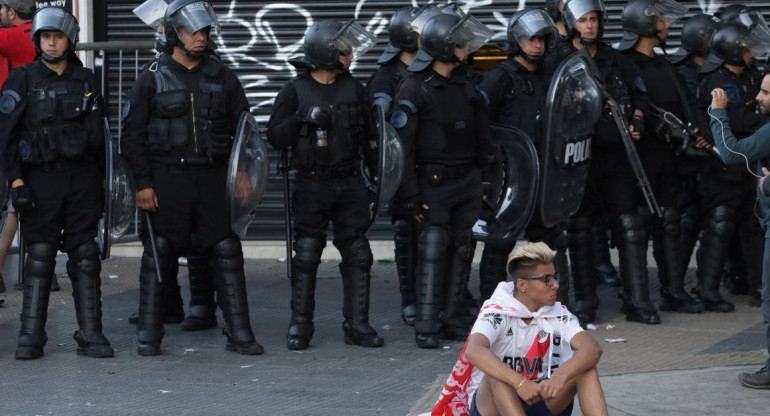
[133,0,168,30]
[742,13,770,57]
[450,14,494,55]
[563,0,606,29]
[172,1,220,37]
[411,5,442,35]
[32,7,78,43]
[333,20,377,60]
[511,9,557,43]
[647,0,688,26]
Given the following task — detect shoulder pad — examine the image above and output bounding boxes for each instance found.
[633,76,647,93]
[723,84,742,106]
[390,110,408,129]
[397,99,417,114]
[122,100,131,120]
[0,90,21,114]
[479,89,490,106]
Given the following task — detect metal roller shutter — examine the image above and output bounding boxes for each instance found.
[99,0,770,240]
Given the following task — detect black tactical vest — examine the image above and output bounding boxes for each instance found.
[415,70,480,165]
[147,56,231,160]
[495,60,546,144]
[18,62,97,164]
[290,72,366,168]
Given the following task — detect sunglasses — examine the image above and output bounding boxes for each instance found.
[518,273,560,287]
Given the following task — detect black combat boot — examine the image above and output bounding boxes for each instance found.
[442,233,475,341]
[69,242,114,358]
[618,213,660,324]
[15,243,56,360]
[654,208,703,314]
[393,218,418,326]
[180,252,218,331]
[414,227,449,349]
[136,236,174,356]
[568,217,600,326]
[286,237,323,350]
[213,238,263,355]
[338,237,384,348]
[696,206,735,312]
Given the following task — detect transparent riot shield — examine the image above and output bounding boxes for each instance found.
[98,119,136,260]
[227,112,269,239]
[367,105,404,230]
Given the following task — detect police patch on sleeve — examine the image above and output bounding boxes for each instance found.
[0,90,21,114]
[122,100,131,119]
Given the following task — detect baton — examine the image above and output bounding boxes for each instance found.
[144,211,163,283]
[279,149,293,280]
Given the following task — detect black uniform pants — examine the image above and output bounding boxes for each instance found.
[575,148,637,219]
[20,160,103,252]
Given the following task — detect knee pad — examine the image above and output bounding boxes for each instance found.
[662,207,681,237]
[708,206,734,239]
[452,230,475,262]
[337,236,373,270]
[26,243,58,278]
[212,238,244,272]
[293,237,324,274]
[567,217,592,247]
[68,240,101,275]
[152,234,176,261]
[619,212,647,245]
[419,226,450,263]
[394,219,413,243]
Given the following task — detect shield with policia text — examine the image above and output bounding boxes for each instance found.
[539,49,603,228]
[98,119,136,260]
[473,124,539,245]
[227,112,269,239]
[367,104,404,230]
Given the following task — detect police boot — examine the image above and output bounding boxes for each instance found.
[442,233,475,341]
[393,218,418,326]
[338,237,384,348]
[136,235,174,356]
[287,237,323,350]
[213,238,263,355]
[180,252,218,331]
[593,220,620,287]
[679,204,702,279]
[69,242,114,358]
[161,263,185,324]
[618,213,660,325]
[568,217,599,326]
[696,206,735,312]
[655,208,703,314]
[415,226,449,349]
[15,243,56,360]
[479,242,512,303]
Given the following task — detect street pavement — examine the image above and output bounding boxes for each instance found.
[0,245,767,415]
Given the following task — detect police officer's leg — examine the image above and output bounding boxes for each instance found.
[616,211,660,324]
[696,205,736,312]
[67,240,114,357]
[393,215,418,325]
[15,242,57,360]
[415,225,450,348]
[734,192,764,306]
[679,203,703,279]
[479,240,515,303]
[136,234,177,356]
[180,243,217,331]
[442,228,476,341]
[288,236,323,350]
[161,262,184,324]
[593,216,619,286]
[568,215,598,325]
[210,237,263,355]
[536,225,569,306]
[335,236,384,347]
[656,207,703,314]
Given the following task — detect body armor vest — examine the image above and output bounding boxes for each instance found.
[147,56,231,161]
[18,62,97,165]
[415,71,480,165]
[290,73,366,169]
[593,45,634,148]
[496,60,546,145]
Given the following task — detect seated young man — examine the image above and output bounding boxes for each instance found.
[432,242,608,416]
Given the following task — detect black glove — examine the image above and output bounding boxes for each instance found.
[297,106,332,128]
[11,185,35,211]
[631,116,645,136]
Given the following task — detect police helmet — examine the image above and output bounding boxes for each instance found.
[31,7,79,63]
[544,0,566,22]
[295,20,376,70]
[616,0,687,51]
[715,4,750,25]
[562,0,607,44]
[408,13,493,72]
[679,14,721,60]
[133,0,169,30]
[700,10,770,74]
[378,7,419,64]
[2,0,36,16]
[507,9,557,63]
[436,3,466,19]
[164,0,219,56]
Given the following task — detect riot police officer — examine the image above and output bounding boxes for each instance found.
[544,0,568,40]
[266,20,384,351]
[392,12,497,347]
[616,0,705,314]
[545,0,658,325]
[121,0,263,356]
[0,7,113,359]
[695,20,770,312]
[366,6,420,326]
[476,9,569,304]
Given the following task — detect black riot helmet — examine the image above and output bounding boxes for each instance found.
[669,14,720,64]
[562,0,607,44]
[715,4,750,25]
[545,0,566,22]
[378,7,419,64]
[436,3,466,19]
[408,13,493,72]
[616,0,687,51]
[507,9,558,63]
[700,21,770,73]
[294,20,376,70]
[163,0,219,57]
[31,7,79,63]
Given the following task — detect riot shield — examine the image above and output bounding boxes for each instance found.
[539,50,603,228]
[227,112,269,239]
[473,124,539,246]
[367,105,404,230]
[98,119,136,260]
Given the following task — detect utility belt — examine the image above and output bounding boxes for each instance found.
[150,155,226,170]
[297,163,359,180]
[23,155,96,173]
[417,162,475,186]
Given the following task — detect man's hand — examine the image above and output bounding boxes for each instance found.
[235,171,254,204]
[414,203,429,223]
[760,167,770,196]
[10,185,35,211]
[539,374,567,401]
[711,88,728,110]
[515,379,543,406]
[629,116,644,140]
[136,188,158,212]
